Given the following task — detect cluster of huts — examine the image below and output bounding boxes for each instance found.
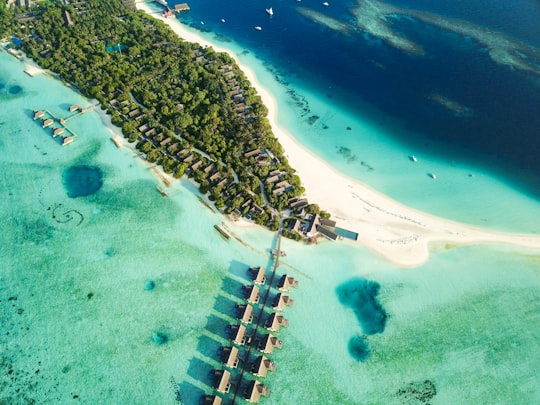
[202,266,298,404]
[106,46,354,242]
[33,105,84,146]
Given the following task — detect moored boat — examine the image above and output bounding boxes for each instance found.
[266,7,273,16]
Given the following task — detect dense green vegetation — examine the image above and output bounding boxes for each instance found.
[1,0,320,232]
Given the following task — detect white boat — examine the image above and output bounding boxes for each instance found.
[323,1,329,6]
[255,26,262,31]
[429,173,437,179]
[409,155,417,162]
[266,7,273,16]
[221,18,226,23]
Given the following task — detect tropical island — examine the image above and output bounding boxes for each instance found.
[0,0,341,242]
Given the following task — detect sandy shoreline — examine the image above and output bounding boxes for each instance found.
[133,3,540,267]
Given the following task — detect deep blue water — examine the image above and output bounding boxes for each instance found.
[62,165,103,198]
[170,0,540,199]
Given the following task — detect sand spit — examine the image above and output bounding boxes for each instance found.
[135,2,540,267]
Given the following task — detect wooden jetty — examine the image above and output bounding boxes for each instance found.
[271,249,286,257]
[156,185,168,198]
[214,224,230,239]
[174,3,190,12]
[111,136,123,148]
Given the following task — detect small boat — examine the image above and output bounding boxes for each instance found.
[323,1,329,5]
[221,18,226,23]
[409,155,417,162]
[266,7,273,16]
[255,26,262,31]
[428,173,436,179]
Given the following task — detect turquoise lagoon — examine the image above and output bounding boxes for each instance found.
[1,24,540,405]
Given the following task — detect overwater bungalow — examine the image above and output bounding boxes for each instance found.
[201,395,222,405]
[248,266,266,285]
[33,110,45,120]
[69,104,79,112]
[264,312,288,332]
[277,274,299,292]
[257,333,283,354]
[243,380,270,403]
[52,127,65,137]
[235,304,254,324]
[250,355,276,378]
[42,118,54,128]
[228,324,249,346]
[62,136,75,146]
[220,346,239,369]
[271,293,294,311]
[242,284,260,304]
[211,369,231,394]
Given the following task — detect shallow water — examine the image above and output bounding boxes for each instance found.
[1,8,540,404]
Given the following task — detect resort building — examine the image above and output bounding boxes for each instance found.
[271,293,294,311]
[243,380,270,403]
[250,355,277,378]
[264,312,288,333]
[220,346,240,369]
[276,274,299,292]
[211,369,231,394]
[248,266,266,285]
[256,333,283,354]
[242,284,260,304]
[236,304,254,324]
[228,324,249,346]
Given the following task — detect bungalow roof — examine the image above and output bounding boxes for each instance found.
[244,380,270,403]
[212,369,231,393]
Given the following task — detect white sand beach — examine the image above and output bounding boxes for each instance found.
[137,3,540,267]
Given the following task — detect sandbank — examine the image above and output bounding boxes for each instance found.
[137,3,540,267]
